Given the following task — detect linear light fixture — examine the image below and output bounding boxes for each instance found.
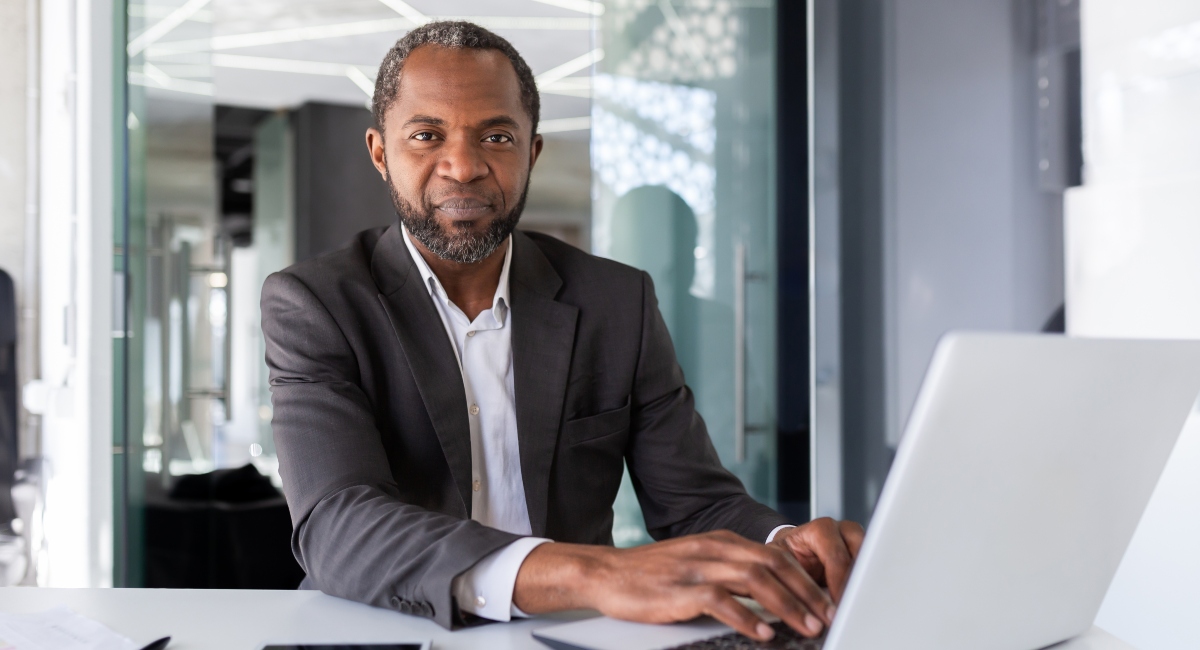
[212,53,378,99]
[129,70,214,96]
[377,0,429,25]
[540,76,592,98]
[149,18,412,56]
[527,0,605,16]
[538,116,591,133]
[129,4,212,23]
[212,53,362,76]
[467,16,592,31]
[148,16,593,57]
[345,66,377,98]
[141,62,173,87]
[128,0,213,56]
[536,48,603,87]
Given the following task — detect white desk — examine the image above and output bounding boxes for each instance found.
[0,588,1133,650]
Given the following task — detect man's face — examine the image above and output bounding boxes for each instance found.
[366,45,543,264]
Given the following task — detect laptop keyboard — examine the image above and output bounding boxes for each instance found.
[668,621,825,649]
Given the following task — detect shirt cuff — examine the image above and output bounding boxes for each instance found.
[452,537,552,622]
[766,524,796,544]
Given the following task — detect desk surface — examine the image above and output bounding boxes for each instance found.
[0,588,1133,650]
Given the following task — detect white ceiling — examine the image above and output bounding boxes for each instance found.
[135,0,598,128]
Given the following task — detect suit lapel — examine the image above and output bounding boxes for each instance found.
[371,224,474,517]
[509,231,578,537]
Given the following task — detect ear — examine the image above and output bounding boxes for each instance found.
[529,133,545,169]
[365,127,388,180]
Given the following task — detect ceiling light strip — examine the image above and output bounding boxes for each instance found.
[149,16,594,56]
[128,0,213,56]
[128,71,214,96]
[536,48,604,87]
[149,18,413,56]
[345,67,377,98]
[377,0,429,24]
[212,53,354,76]
[539,116,591,133]
[527,0,605,16]
[457,16,592,30]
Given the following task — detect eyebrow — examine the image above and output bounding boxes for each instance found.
[400,115,445,129]
[478,115,521,129]
[399,114,521,130]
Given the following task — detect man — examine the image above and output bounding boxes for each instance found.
[262,21,863,643]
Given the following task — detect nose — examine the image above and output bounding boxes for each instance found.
[436,135,490,185]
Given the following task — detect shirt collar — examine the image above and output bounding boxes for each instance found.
[401,223,513,322]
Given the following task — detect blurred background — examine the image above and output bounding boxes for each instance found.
[0,0,1199,648]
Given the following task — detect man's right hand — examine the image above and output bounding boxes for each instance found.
[511,530,838,642]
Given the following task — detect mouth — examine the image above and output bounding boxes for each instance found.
[434,196,495,220]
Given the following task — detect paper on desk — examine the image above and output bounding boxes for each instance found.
[0,606,137,650]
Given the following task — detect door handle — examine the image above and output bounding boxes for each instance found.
[734,242,767,463]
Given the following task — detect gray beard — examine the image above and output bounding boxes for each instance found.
[387,174,528,265]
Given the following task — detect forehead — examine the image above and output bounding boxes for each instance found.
[388,45,529,130]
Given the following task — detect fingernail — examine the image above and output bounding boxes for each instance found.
[827,604,837,621]
[756,622,775,640]
[805,614,823,633]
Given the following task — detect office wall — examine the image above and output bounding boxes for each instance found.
[825,0,1066,522]
[37,0,115,588]
[293,102,394,262]
[1071,2,1200,648]
[0,0,27,293]
[884,0,1065,445]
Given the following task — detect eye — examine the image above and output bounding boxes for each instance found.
[412,131,437,141]
[484,133,512,144]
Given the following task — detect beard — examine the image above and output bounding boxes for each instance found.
[386,171,529,265]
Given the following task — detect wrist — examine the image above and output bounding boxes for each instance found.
[513,542,620,614]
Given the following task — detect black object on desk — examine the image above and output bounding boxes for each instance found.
[261,645,427,650]
[139,636,171,650]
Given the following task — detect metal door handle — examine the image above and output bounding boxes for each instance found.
[734,242,767,464]
[734,243,747,463]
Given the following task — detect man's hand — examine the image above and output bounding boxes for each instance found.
[512,523,863,643]
[769,518,865,604]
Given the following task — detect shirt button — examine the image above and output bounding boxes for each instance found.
[475,595,486,608]
[467,330,476,337]
[469,404,479,415]
[472,479,481,492]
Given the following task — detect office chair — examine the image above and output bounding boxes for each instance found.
[0,270,18,527]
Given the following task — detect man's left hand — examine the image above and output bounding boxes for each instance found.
[768,518,865,605]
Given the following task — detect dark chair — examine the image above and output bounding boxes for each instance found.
[0,271,18,526]
[145,464,305,589]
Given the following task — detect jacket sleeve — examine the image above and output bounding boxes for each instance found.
[261,271,521,629]
[625,272,791,543]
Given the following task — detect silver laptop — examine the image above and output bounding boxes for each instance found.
[533,333,1200,650]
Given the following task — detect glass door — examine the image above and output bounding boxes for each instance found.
[117,0,218,586]
[593,1,778,545]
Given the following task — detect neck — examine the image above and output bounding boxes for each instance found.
[407,231,508,322]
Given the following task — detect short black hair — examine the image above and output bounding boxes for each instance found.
[372,21,540,136]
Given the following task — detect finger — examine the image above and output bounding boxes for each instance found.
[840,520,866,558]
[794,518,855,605]
[697,586,777,642]
[701,561,825,638]
[703,534,836,625]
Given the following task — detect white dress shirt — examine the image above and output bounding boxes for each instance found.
[402,228,550,621]
[402,226,793,622]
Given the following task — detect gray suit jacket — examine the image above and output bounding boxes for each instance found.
[261,224,789,629]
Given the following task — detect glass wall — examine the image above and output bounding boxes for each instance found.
[593,1,778,545]
[120,0,220,585]
[115,0,784,579]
